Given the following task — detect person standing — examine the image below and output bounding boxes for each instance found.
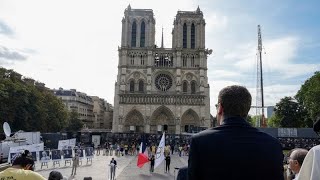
[178,145,182,157]
[170,144,174,155]
[109,157,117,180]
[71,153,79,176]
[96,145,101,156]
[188,85,284,180]
[165,155,171,173]
[149,155,155,173]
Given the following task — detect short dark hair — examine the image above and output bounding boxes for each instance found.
[48,171,63,180]
[12,151,34,169]
[218,85,252,118]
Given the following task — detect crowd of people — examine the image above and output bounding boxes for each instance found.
[94,133,192,159]
[278,137,320,150]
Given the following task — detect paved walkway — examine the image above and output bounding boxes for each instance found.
[34,153,189,180]
[117,155,188,180]
[35,154,135,180]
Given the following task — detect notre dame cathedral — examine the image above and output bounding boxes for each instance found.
[113,5,212,134]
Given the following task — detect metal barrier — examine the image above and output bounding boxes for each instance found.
[0,163,10,172]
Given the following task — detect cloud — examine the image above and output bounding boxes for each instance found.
[0,45,27,64]
[207,35,319,115]
[205,12,228,32]
[0,19,14,36]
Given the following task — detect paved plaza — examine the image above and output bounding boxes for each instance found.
[35,153,188,180]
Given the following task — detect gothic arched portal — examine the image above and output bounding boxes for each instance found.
[124,109,144,132]
[181,109,200,133]
[150,106,175,133]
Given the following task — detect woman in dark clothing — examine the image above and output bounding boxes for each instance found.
[165,155,171,173]
[149,155,155,172]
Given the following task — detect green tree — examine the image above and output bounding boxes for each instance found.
[66,110,83,132]
[273,96,310,127]
[295,71,320,121]
[267,114,281,127]
[0,67,69,132]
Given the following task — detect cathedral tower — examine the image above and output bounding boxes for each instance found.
[113,5,211,133]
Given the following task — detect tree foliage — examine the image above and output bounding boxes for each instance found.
[0,67,69,132]
[269,72,320,128]
[295,71,320,121]
[66,110,83,132]
[272,96,311,128]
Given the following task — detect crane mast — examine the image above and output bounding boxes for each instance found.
[256,25,266,127]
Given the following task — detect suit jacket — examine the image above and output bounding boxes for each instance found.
[177,166,188,180]
[110,160,117,166]
[188,117,284,180]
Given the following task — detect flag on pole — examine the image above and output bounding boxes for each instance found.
[137,136,149,168]
[154,132,165,168]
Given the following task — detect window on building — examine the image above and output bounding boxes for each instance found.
[140,55,144,65]
[138,80,144,92]
[131,21,137,47]
[183,23,187,48]
[154,53,172,67]
[140,21,145,47]
[191,81,196,94]
[191,56,195,67]
[191,23,195,49]
[183,81,188,92]
[131,55,135,65]
[182,56,187,67]
[129,80,134,92]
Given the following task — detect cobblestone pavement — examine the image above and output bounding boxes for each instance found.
[35,153,189,180]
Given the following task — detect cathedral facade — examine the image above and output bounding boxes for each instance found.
[113,5,212,134]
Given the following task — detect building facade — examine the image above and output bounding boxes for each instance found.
[53,88,94,128]
[92,96,113,129]
[113,5,212,134]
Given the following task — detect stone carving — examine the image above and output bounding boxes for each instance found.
[134,72,140,79]
[175,117,180,124]
[119,116,123,123]
[119,94,205,105]
[186,74,192,81]
[145,116,150,124]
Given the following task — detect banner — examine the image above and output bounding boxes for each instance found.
[154,132,165,168]
[8,143,44,163]
[58,138,76,150]
[51,150,62,160]
[39,150,51,162]
[62,149,73,159]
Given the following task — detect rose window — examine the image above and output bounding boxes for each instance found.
[155,74,172,91]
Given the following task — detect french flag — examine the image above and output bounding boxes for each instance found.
[137,136,149,168]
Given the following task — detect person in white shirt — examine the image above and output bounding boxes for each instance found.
[297,145,320,180]
[288,148,308,180]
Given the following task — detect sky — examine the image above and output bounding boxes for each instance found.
[0,0,319,116]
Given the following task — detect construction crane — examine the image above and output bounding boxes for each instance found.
[256,25,266,127]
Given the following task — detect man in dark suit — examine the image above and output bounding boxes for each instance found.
[176,166,188,180]
[188,85,284,180]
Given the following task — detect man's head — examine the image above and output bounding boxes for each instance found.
[216,85,252,124]
[48,170,63,180]
[12,152,35,170]
[288,148,308,174]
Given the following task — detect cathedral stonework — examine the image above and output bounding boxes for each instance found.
[113,5,212,134]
